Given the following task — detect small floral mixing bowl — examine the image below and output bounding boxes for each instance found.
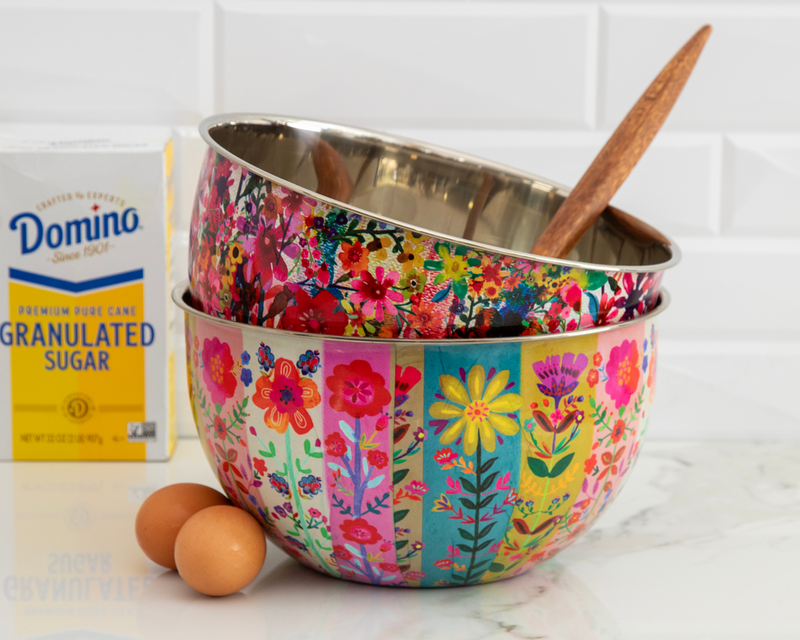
[190,115,678,339]
[177,282,668,587]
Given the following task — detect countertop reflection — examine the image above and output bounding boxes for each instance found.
[1,439,798,640]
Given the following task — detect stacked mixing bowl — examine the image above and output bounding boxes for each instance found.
[177,115,678,588]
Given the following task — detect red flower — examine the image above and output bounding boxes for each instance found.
[327,360,391,419]
[434,448,458,465]
[202,337,237,405]
[593,352,602,367]
[586,369,599,388]
[333,545,352,561]
[340,518,381,545]
[367,449,388,469]
[279,289,348,336]
[249,222,279,280]
[584,454,597,474]
[561,282,582,311]
[253,457,267,475]
[213,415,227,439]
[433,558,454,569]
[252,358,321,434]
[379,562,399,572]
[325,432,347,457]
[605,340,641,409]
[610,419,626,444]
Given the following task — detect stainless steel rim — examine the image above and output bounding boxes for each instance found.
[198,113,681,273]
[173,281,669,345]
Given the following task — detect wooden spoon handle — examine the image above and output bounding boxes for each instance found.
[531,25,711,259]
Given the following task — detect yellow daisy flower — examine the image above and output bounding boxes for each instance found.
[430,365,521,456]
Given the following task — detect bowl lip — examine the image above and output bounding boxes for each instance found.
[198,113,682,274]
[173,281,669,345]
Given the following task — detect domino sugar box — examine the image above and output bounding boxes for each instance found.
[0,125,177,460]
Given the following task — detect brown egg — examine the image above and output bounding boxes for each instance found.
[174,505,266,597]
[135,483,231,569]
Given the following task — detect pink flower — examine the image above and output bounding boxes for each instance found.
[561,282,582,311]
[308,508,321,518]
[605,339,641,409]
[434,558,454,569]
[405,571,426,580]
[201,337,237,405]
[405,481,429,497]
[350,267,403,322]
[445,477,462,495]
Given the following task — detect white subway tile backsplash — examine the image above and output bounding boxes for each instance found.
[722,134,800,236]
[0,3,208,124]
[659,237,800,341]
[651,341,800,440]
[217,1,597,129]
[392,129,720,237]
[600,5,800,131]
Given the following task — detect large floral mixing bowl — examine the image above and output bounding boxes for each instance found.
[190,114,678,339]
[177,282,667,588]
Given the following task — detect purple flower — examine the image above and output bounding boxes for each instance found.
[241,350,251,365]
[532,353,588,408]
[240,368,253,387]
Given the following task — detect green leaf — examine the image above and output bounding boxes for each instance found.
[395,540,409,551]
[393,468,410,485]
[479,471,499,493]
[461,478,478,495]
[549,453,575,478]
[308,452,323,459]
[478,495,495,509]
[304,439,311,455]
[478,521,497,539]
[471,559,489,570]
[475,540,492,552]
[393,509,409,524]
[489,562,505,573]
[456,543,472,553]
[452,279,468,300]
[458,497,477,510]
[479,457,496,474]
[423,260,443,271]
[527,457,551,478]
[458,529,475,541]
[589,397,596,408]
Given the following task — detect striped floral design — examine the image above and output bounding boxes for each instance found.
[184,303,660,587]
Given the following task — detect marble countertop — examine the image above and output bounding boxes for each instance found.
[1,438,797,640]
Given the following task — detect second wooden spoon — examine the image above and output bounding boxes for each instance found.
[531,25,712,259]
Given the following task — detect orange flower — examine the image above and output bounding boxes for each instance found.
[252,358,320,434]
[338,241,369,273]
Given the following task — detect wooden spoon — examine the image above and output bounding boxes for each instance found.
[531,25,712,259]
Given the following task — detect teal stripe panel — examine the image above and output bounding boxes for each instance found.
[420,342,521,587]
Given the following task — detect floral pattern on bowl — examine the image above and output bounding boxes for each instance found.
[180,285,663,587]
[189,149,664,339]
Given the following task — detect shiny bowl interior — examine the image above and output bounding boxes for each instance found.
[202,115,677,270]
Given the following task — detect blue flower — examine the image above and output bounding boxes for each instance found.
[299,474,322,496]
[258,343,275,372]
[240,368,253,387]
[642,355,649,373]
[296,350,321,376]
[268,473,290,497]
[241,350,251,365]
[285,536,308,552]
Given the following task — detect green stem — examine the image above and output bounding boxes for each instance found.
[285,430,335,574]
[462,444,483,585]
